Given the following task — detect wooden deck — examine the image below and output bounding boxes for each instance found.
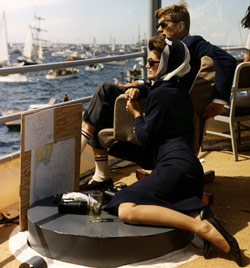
[1,124,250,267]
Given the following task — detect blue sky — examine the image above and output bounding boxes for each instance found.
[0,0,249,46]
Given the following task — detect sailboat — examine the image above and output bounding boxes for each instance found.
[18,15,45,65]
[104,39,127,66]
[0,11,27,83]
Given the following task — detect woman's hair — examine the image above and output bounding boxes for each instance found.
[148,35,190,82]
[148,35,166,59]
[155,1,190,34]
[241,6,250,29]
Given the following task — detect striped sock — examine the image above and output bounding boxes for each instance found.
[81,128,93,153]
[90,154,111,183]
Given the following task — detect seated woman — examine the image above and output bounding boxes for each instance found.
[104,35,242,266]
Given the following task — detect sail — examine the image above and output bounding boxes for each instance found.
[23,26,33,59]
[111,38,116,52]
[0,11,9,66]
[38,40,43,60]
[92,36,96,48]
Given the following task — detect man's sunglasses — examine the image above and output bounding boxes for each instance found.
[147,59,160,67]
[156,20,179,29]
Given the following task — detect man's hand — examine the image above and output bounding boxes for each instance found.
[202,102,224,119]
[125,87,140,100]
[119,81,140,88]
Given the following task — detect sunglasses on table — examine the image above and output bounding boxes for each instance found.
[147,59,160,67]
[156,19,179,29]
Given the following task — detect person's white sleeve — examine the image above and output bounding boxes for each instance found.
[246,33,250,50]
[138,80,145,85]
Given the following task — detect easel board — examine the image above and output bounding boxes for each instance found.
[19,103,82,231]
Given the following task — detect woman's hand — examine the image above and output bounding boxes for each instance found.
[126,99,141,118]
[125,87,140,100]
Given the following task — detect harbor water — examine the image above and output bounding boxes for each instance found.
[0,47,138,157]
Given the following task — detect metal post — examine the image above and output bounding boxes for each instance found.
[148,0,162,40]
[141,46,147,79]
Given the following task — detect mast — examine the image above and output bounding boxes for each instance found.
[32,15,46,61]
[0,11,9,66]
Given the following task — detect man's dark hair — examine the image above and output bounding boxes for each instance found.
[155,1,190,34]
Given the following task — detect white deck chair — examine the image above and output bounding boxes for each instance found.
[205,62,250,161]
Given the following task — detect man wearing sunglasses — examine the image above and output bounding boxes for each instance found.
[80,1,236,190]
[154,3,236,119]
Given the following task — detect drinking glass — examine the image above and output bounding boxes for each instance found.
[88,191,102,222]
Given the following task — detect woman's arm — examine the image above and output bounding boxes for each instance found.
[126,92,165,146]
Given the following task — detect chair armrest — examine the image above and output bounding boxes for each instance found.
[113,94,147,145]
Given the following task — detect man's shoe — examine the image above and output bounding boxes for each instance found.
[80,178,113,191]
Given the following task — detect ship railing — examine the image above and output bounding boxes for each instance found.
[0,48,147,161]
[221,45,246,51]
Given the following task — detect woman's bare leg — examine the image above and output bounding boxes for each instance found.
[118,203,230,253]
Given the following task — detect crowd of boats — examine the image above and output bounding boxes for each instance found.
[0,10,147,129]
[0,10,146,82]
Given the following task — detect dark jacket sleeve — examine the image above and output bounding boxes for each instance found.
[134,91,165,146]
[135,81,151,98]
[183,35,236,102]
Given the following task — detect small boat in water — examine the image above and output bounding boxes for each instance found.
[0,73,27,83]
[45,68,79,80]
[85,63,104,71]
[1,97,57,130]
[104,60,127,66]
[104,55,128,66]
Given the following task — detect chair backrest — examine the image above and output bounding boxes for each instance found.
[188,56,215,116]
[230,62,250,118]
[233,62,250,90]
[188,56,215,154]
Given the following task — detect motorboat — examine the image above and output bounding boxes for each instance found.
[85,63,104,71]
[104,54,128,66]
[104,59,127,66]
[65,51,86,61]
[1,97,57,129]
[0,73,28,83]
[45,68,79,80]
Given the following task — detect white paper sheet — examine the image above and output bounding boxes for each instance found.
[24,109,54,152]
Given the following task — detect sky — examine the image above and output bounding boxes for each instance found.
[0,0,249,46]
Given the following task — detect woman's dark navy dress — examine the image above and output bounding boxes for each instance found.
[105,78,206,214]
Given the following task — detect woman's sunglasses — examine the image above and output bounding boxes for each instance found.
[147,59,160,67]
[156,19,179,29]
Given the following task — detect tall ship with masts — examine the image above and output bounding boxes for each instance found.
[18,15,46,65]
